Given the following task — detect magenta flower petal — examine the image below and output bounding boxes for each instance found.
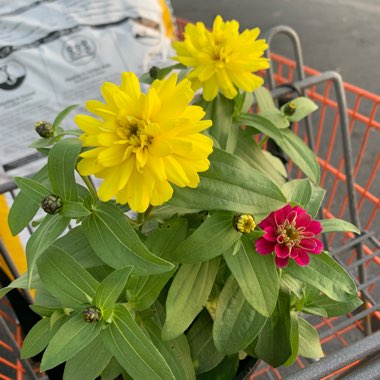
[256,238,275,255]
[263,226,277,242]
[275,244,290,258]
[274,204,291,225]
[275,256,289,268]
[258,213,276,230]
[299,238,317,250]
[307,220,323,234]
[294,250,310,266]
[295,212,312,228]
[307,239,324,254]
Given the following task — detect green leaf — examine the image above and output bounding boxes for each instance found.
[21,315,66,359]
[48,138,82,201]
[282,179,325,218]
[281,97,318,122]
[187,310,225,374]
[234,129,286,186]
[93,266,133,321]
[282,179,312,208]
[8,165,50,235]
[303,293,363,317]
[285,252,358,302]
[298,317,324,358]
[53,227,104,268]
[281,273,304,299]
[127,218,187,311]
[101,304,175,380]
[275,128,321,183]
[254,87,276,111]
[37,245,99,308]
[82,202,174,275]
[100,358,124,380]
[172,211,241,263]
[0,271,41,299]
[169,148,286,218]
[283,311,299,366]
[213,275,267,354]
[142,318,196,380]
[197,355,239,380]
[255,290,292,367]
[26,214,70,286]
[319,218,361,234]
[237,113,283,141]
[13,177,51,205]
[63,335,113,380]
[260,110,290,129]
[162,258,220,340]
[223,237,279,317]
[52,104,79,130]
[41,314,101,371]
[60,201,91,218]
[201,93,235,151]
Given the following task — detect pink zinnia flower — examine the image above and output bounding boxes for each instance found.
[255,204,323,268]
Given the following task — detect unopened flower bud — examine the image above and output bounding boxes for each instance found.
[149,66,160,79]
[82,306,102,323]
[235,214,256,234]
[41,194,63,214]
[283,101,296,116]
[34,121,54,138]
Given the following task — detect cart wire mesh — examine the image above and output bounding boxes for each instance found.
[0,18,379,380]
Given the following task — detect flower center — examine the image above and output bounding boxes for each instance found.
[276,219,302,247]
[211,43,230,68]
[116,115,153,149]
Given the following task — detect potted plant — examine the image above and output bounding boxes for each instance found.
[1,15,362,380]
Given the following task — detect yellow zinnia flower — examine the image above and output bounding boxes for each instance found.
[173,15,270,101]
[75,72,213,213]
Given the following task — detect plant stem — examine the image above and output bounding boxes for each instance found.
[81,175,98,203]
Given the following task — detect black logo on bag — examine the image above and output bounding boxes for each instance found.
[62,36,96,65]
[0,60,26,90]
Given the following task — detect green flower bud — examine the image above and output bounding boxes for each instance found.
[83,306,102,322]
[234,214,256,234]
[34,121,54,138]
[149,66,160,79]
[283,101,297,116]
[41,194,63,214]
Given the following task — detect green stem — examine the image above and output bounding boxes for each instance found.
[81,176,98,203]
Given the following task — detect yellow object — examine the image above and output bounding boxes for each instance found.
[0,195,26,280]
[76,72,213,213]
[235,214,256,234]
[158,0,175,38]
[173,15,270,101]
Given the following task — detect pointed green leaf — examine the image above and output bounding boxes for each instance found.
[101,304,175,380]
[237,113,283,140]
[52,104,79,130]
[255,290,292,367]
[53,227,104,268]
[100,358,124,380]
[276,128,320,183]
[142,318,196,380]
[281,97,318,122]
[281,273,304,299]
[187,310,225,374]
[319,218,360,234]
[169,148,286,217]
[13,177,51,205]
[162,258,220,340]
[63,335,113,380]
[127,218,187,310]
[282,178,312,208]
[254,87,276,111]
[38,246,99,308]
[172,211,241,263]
[60,201,91,218]
[82,202,174,275]
[41,314,101,371]
[223,236,279,317]
[285,252,358,302]
[26,214,70,286]
[21,315,66,359]
[197,355,239,380]
[9,165,50,235]
[298,317,324,358]
[213,275,267,354]
[93,266,133,321]
[48,138,82,201]
[283,311,299,366]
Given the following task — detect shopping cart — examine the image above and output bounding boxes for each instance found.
[1,19,379,380]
